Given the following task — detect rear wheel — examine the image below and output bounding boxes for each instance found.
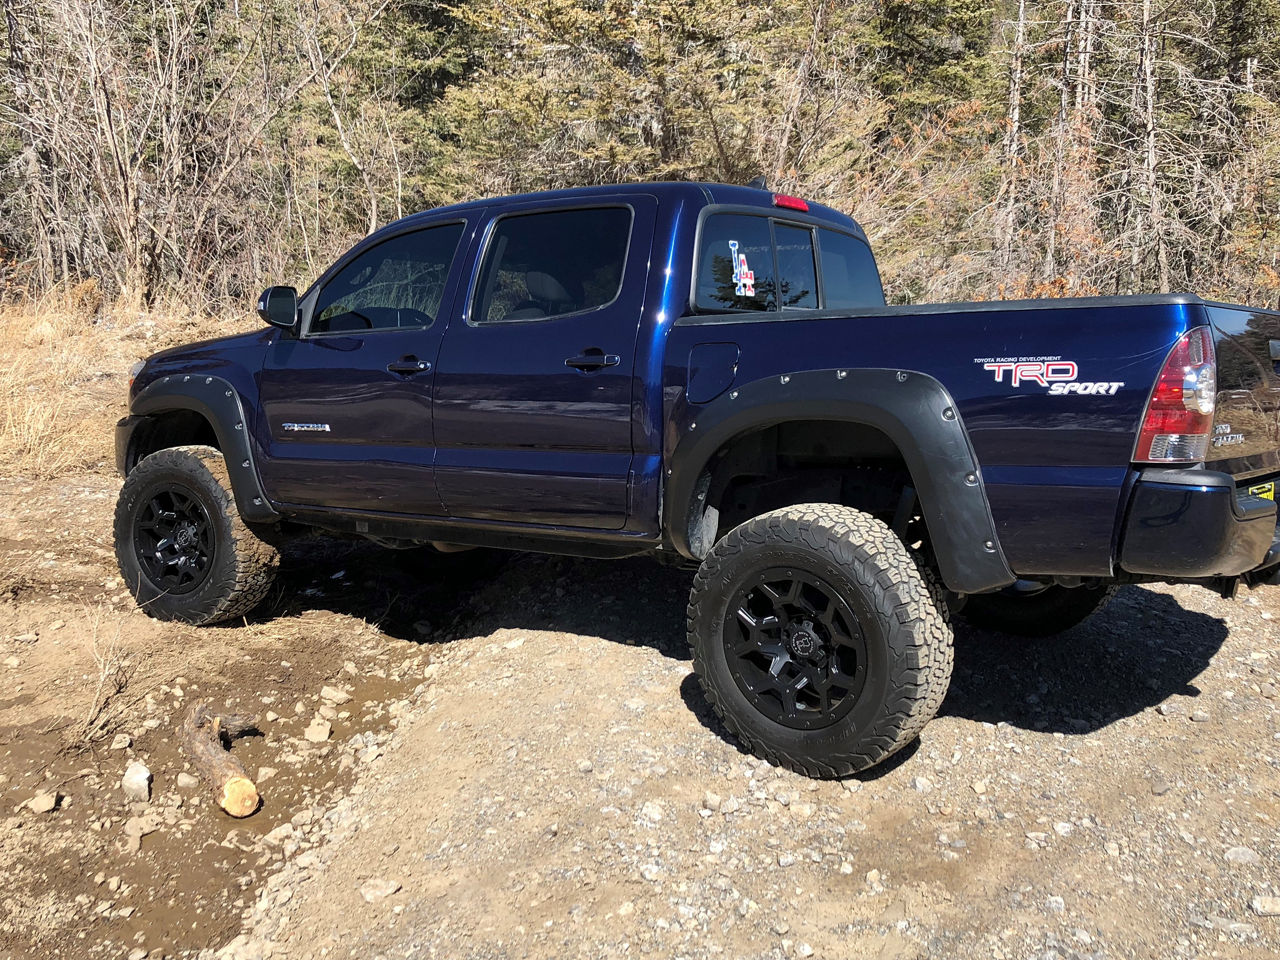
[961,583,1117,637]
[687,503,953,777]
[114,445,278,624]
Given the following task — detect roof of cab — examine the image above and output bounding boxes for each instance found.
[381,181,865,241]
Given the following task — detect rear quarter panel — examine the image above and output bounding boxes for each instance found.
[665,299,1202,577]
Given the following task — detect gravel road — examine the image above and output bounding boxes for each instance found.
[2,475,1278,960]
[209,555,1280,960]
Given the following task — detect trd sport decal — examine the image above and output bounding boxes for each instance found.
[728,240,755,297]
[973,357,1125,396]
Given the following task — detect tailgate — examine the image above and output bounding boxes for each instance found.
[1204,303,1280,492]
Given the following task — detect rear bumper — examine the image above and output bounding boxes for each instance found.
[1119,468,1278,579]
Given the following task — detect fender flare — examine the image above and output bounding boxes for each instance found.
[664,367,1015,595]
[127,374,279,523]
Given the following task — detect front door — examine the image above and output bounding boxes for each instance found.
[433,198,656,529]
[257,217,473,515]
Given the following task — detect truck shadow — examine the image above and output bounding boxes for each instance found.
[268,543,694,659]
[269,544,1230,758]
[938,586,1229,735]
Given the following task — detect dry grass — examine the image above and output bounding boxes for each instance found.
[0,284,254,480]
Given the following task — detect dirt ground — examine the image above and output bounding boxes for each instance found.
[1,347,1278,959]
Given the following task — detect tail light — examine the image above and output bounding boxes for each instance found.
[1133,326,1216,463]
[773,194,809,212]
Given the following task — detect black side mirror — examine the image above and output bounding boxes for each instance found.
[257,286,298,330]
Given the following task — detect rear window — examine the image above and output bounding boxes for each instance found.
[818,229,884,308]
[695,213,881,312]
[775,223,818,309]
[695,214,775,312]
[474,207,632,323]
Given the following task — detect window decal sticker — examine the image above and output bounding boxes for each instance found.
[728,240,755,297]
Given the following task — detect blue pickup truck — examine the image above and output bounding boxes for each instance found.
[114,182,1280,776]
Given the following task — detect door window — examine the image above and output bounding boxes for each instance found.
[311,222,465,335]
[473,207,633,323]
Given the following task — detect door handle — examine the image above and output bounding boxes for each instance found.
[565,349,621,371]
[387,358,431,375]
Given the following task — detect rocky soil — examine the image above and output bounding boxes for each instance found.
[2,472,1279,960]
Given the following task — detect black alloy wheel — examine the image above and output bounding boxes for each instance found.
[133,484,214,595]
[726,568,869,730]
[115,445,279,624]
[687,503,954,777]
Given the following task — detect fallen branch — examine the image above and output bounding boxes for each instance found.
[182,700,259,818]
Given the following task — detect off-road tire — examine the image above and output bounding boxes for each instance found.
[687,503,954,777]
[114,445,279,625]
[961,583,1118,638]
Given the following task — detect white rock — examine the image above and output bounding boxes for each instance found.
[177,772,199,789]
[1225,846,1261,865]
[121,761,152,802]
[303,717,332,743]
[27,791,58,814]
[320,685,351,705]
[1250,896,1280,916]
[359,878,401,902]
[911,776,933,794]
[640,800,663,822]
[109,734,131,751]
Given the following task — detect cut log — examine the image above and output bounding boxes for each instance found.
[182,699,260,818]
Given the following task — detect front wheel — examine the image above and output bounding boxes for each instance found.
[687,504,954,778]
[114,445,279,625]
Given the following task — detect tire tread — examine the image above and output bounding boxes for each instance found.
[687,503,954,778]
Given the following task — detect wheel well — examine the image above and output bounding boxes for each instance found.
[686,420,922,558]
[125,410,220,473]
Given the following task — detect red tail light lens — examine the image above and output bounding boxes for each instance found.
[773,194,809,212]
[1133,326,1216,463]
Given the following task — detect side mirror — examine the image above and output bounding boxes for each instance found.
[257,286,298,330]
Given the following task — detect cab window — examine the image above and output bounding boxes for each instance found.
[695,215,776,312]
[774,222,818,309]
[818,229,885,308]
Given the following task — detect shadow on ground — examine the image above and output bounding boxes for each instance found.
[267,541,693,658]
[265,545,1229,768]
[940,585,1228,735]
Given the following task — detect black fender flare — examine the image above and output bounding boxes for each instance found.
[125,374,279,524]
[664,367,1015,595]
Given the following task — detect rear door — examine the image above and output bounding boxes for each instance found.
[433,197,656,529]
[1205,303,1280,494]
[257,216,477,515]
